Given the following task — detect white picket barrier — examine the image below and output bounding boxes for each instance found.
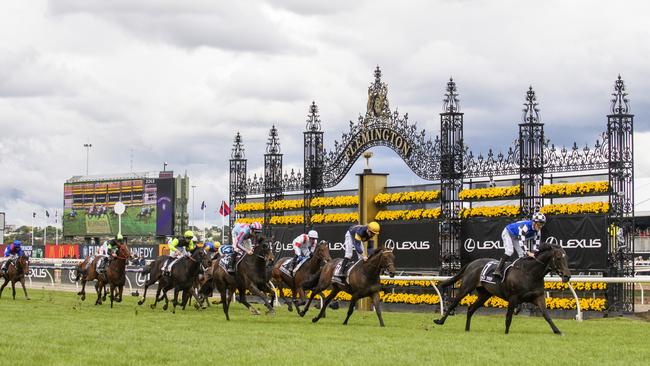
[380,275,650,321]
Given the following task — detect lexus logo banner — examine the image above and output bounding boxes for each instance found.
[269,221,439,271]
[460,215,608,271]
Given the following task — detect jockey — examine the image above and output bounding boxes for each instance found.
[2,240,24,275]
[341,222,380,273]
[290,230,318,270]
[494,212,546,278]
[204,241,220,259]
[98,235,122,273]
[162,230,196,274]
[228,222,263,271]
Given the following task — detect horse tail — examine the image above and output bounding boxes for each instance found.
[301,269,322,290]
[438,264,468,288]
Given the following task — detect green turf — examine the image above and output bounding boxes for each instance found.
[1,289,648,366]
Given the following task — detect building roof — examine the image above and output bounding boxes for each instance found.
[66,171,170,183]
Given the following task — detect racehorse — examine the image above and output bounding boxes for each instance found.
[433,243,571,335]
[271,240,331,313]
[139,248,210,313]
[137,207,155,222]
[211,237,275,320]
[305,248,396,326]
[75,242,130,307]
[0,254,30,300]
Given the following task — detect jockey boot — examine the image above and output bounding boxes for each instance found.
[341,258,350,274]
[493,254,508,279]
[291,256,299,272]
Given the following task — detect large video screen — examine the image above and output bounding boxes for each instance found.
[63,178,172,237]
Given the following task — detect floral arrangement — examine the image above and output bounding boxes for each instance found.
[540,202,609,215]
[310,213,359,224]
[235,202,265,212]
[268,199,304,211]
[459,186,520,200]
[545,282,607,291]
[268,215,304,225]
[311,195,359,208]
[375,208,441,221]
[374,190,441,205]
[540,181,609,196]
[235,217,265,224]
[460,205,520,218]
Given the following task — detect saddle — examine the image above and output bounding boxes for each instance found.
[332,259,360,286]
[280,257,308,277]
[480,259,517,284]
[218,253,241,274]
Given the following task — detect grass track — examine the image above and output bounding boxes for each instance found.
[1,289,649,366]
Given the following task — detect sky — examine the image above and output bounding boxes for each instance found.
[1,0,650,227]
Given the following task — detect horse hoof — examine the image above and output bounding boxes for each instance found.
[266,309,276,316]
[312,317,319,323]
[26,298,31,301]
[433,319,444,325]
[138,300,144,306]
[150,304,156,310]
[298,311,306,318]
[249,308,261,315]
[555,331,563,336]
[163,305,168,311]
[81,295,86,301]
[287,306,293,312]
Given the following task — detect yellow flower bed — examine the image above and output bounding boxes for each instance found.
[461,295,606,311]
[268,199,304,211]
[540,181,609,196]
[375,208,441,221]
[235,217,265,224]
[540,202,609,215]
[460,205,520,218]
[310,213,359,224]
[545,282,607,291]
[268,215,304,225]
[381,279,438,287]
[374,190,441,205]
[311,195,359,208]
[235,202,265,212]
[459,186,520,200]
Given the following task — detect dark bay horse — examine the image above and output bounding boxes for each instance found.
[142,248,211,313]
[306,248,396,326]
[76,243,130,307]
[0,254,30,300]
[433,243,571,335]
[212,238,275,320]
[271,240,331,313]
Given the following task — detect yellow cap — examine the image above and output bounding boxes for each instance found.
[368,221,380,234]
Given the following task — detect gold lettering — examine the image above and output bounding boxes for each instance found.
[402,142,411,158]
[395,136,403,150]
[382,129,390,141]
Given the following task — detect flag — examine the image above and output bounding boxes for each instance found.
[32,212,36,218]
[46,210,50,218]
[219,201,231,217]
[200,201,206,210]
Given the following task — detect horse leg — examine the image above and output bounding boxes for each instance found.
[110,284,115,308]
[150,284,162,309]
[118,285,124,302]
[0,278,8,298]
[298,290,318,317]
[465,289,491,332]
[237,287,260,315]
[248,284,275,315]
[138,282,150,305]
[79,279,87,301]
[172,287,180,314]
[434,282,475,325]
[20,278,30,300]
[370,292,385,327]
[95,282,102,305]
[103,283,108,302]
[342,294,359,325]
[312,289,340,324]
[534,295,562,335]
[505,301,517,334]
[277,282,292,311]
[11,279,16,300]
[220,288,231,321]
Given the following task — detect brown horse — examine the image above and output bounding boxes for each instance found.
[75,242,130,307]
[212,238,275,320]
[0,254,30,300]
[306,248,396,326]
[433,243,571,335]
[271,240,331,313]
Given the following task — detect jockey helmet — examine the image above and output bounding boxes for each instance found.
[532,212,546,224]
[308,230,318,239]
[251,222,263,233]
[184,230,194,238]
[214,241,221,248]
[13,240,22,247]
[116,234,124,241]
[367,221,380,234]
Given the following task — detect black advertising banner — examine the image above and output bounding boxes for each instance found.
[156,178,174,236]
[79,244,159,260]
[542,215,608,271]
[460,215,608,271]
[379,220,439,270]
[460,217,512,266]
[269,222,439,271]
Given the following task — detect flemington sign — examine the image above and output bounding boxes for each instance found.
[344,127,413,160]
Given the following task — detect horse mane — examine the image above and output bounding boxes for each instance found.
[536,242,560,255]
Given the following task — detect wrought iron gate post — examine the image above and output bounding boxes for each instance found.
[607,76,635,313]
[303,102,324,229]
[439,78,464,275]
[264,125,283,236]
[519,87,545,218]
[229,132,247,241]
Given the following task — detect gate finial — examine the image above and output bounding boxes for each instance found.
[611,75,630,114]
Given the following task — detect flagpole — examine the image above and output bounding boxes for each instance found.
[55,211,59,245]
[221,204,225,244]
[31,213,35,247]
[203,204,206,240]
[44,212,47,246]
